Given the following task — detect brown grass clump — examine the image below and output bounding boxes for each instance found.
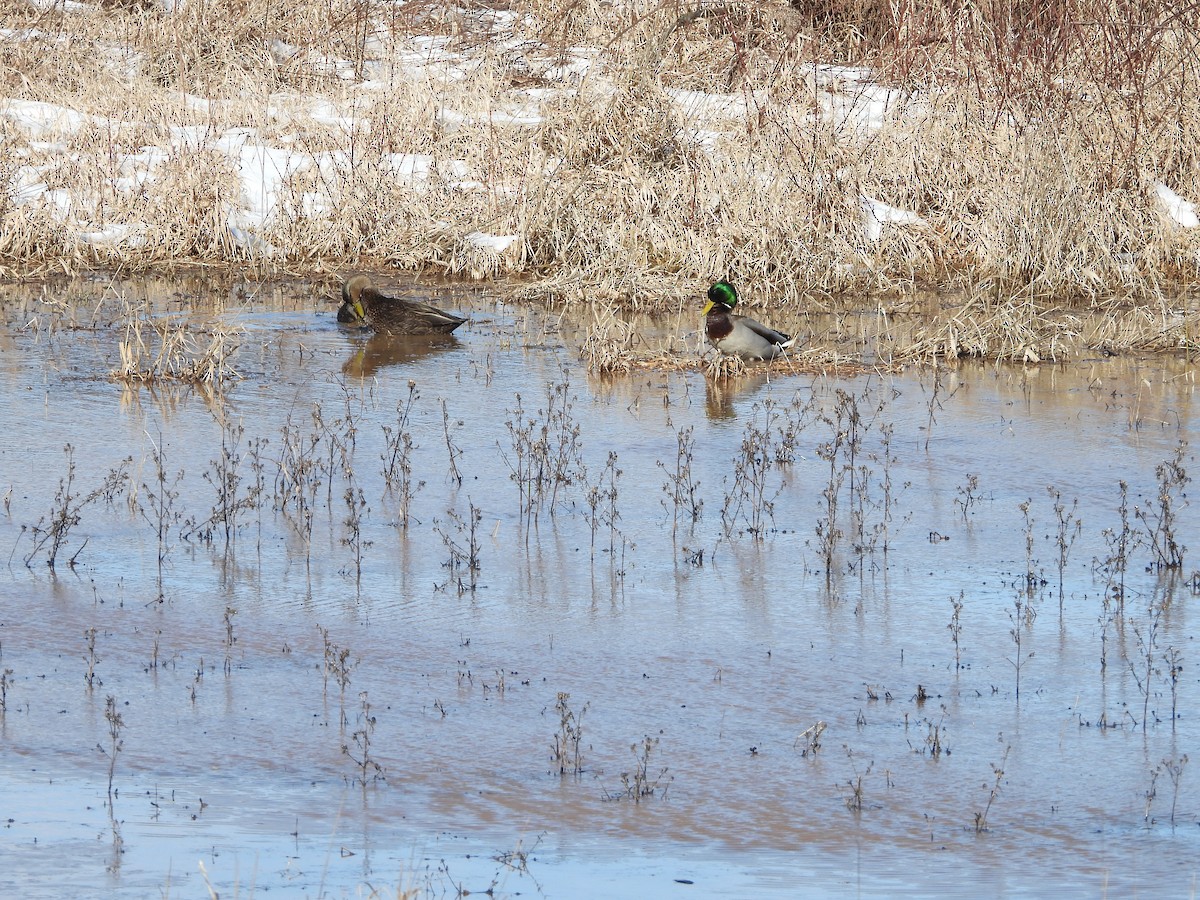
[892,285,1200,363]
[111,295,243,385]
[896,288,1085,363]
[0,0,1197,323]
[1083,297,1200,356]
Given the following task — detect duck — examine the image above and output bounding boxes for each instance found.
[337,296,369,327]
[338,275,467,336]
[702,280,794,360]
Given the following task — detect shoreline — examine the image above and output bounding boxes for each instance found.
[2,1,1198,306]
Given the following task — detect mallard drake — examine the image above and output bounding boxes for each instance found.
[702,280,794,360]
[339,275,467,336]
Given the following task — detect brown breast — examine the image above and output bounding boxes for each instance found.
[705,311,734,342]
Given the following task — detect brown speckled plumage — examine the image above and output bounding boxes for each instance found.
[338,275,467,336]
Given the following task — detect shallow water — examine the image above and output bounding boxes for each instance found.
[1,273,1199,898]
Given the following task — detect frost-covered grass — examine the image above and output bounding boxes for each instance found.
[1,0,1198,316]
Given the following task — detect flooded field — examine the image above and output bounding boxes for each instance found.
[1,273,1198,898]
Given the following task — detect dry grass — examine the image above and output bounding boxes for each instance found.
[891,284,1200,363]
[1084,299,1200,355]
[1,0,1198,343]
[111,295,243,385]
[896,288,1086,363]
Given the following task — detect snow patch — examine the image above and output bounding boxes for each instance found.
[0,99,93,138]
[465,232,519,253]
[76,223,148,249]
[1151,183,1199,229]
[860,196,927,243]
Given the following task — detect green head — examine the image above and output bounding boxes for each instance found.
[702,280,738,315]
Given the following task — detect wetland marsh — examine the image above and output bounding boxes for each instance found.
[1,274,1198,897]
[6,0,1200,893]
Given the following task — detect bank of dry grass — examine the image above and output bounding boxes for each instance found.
[1,0,1198,361]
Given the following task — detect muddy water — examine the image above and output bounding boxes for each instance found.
[1,274,1198,898]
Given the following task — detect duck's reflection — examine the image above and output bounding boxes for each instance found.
[704,372,770,420]
[341,333,462,376]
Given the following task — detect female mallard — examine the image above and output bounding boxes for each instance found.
[339,275,467,336]
[702,280,794,360]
